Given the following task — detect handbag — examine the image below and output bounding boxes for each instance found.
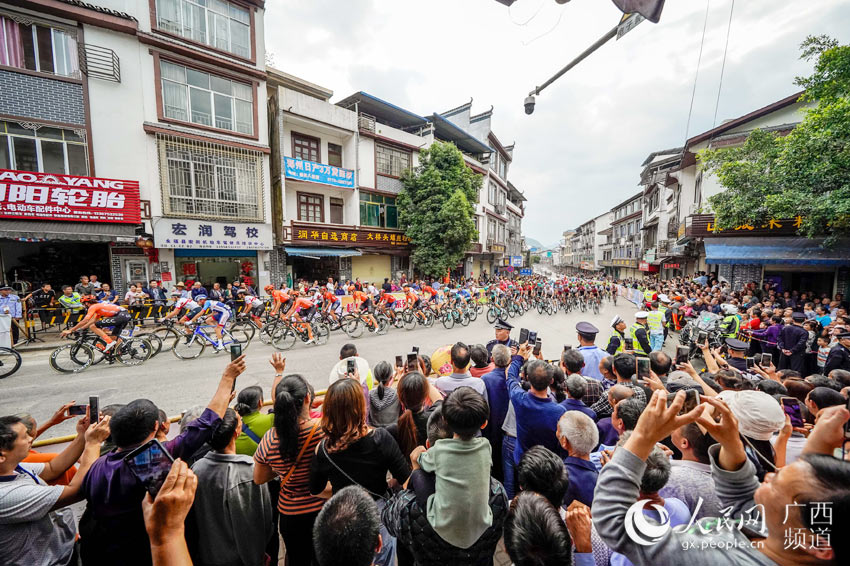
[281,421,320,488]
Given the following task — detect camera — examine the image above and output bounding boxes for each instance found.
[524,95,536,115]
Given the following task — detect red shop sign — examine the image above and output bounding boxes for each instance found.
[0,169,141,224]
[663,263,681,270]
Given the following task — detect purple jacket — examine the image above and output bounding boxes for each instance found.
[750,323,781,346]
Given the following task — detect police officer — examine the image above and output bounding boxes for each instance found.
[0,286,22,345]
[724,338,750,373]
[606,315,628,355]
[575,321,605,381]
[486,318,518,356]
[778,311,809,372]
[629,312,652,355]
[645,302,666,352]
[823,331,850,374]
[720,304,741,339]
[658,294,672,338]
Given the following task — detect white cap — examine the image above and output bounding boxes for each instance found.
[611,315,624,327]
[635,311,649,319]
[658,294,670,303]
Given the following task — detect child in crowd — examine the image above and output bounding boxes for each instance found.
[817,335,831,373]
[368,361,400,427]
[414,387,492,549]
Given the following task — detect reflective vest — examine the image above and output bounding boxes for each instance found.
[646,310,665,334]
[629,323,649,354]
[722,315,741,338]
[608,331,626,354]
[658,304,670,328]
[644,289,655,303]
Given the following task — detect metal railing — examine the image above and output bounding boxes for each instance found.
[79,43,121,83]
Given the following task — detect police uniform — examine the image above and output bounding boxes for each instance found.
[629,313,651,355]
[0,287,22,344]
[576,322,605,380]
[823,332,850,374]
[724,338,750,374]
[486,318,518,355]
[606,316,627,355]
[778,313,809,372]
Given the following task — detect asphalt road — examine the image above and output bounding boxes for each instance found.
[2,299,640,439]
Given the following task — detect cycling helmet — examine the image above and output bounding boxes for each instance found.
[721,303,738,315]
[264,284,274,293]
[170,291,182,297]
[81,294,98,305]
[195,295,208,301]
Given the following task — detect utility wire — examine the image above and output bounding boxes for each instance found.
[683,0,712,143]
[712,0,736,129]
[508,0,546,26]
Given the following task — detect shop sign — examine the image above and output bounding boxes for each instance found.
[161,272,173,282]
[639,261,659,273]
[520,268,533,276]
[510,255,523,267]
[0,168,141,224]
[663,263,681,270]
[688,213,803,238]
[290,223,410,248]
[153,218,273,250]
[504,266,514,272]
[284,157,355,189]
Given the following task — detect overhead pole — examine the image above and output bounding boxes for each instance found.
[528,24,619,97]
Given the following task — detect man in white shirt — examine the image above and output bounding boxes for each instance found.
[435,342,489,402]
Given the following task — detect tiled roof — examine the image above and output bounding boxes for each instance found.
[55,0,137,22]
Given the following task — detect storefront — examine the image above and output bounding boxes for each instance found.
[0,169,140,291]
[153,218,273,290]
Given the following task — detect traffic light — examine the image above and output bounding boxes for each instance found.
[610,0,665,23]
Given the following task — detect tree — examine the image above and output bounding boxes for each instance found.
[531,255,542,264]
[398,141,481,277]
[699,36,850,241]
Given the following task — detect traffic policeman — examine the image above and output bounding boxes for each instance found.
[724,338,750,373]
[824,331,850,374]
[629,312,652,355]
[606,315,628,355]
[720,304,741,338]
[487,318,518,356]
[0,286,22,345]
[575,321,605,380]
[778,311,810,373]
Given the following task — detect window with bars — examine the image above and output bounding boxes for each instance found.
[157,133,263,220]
[160,60,253,135]
[0,14,79,77]
[298,192,323,223]
[155,0,250,58]
[292,132,319,162]
[0,121,88,175]
[376,143,410,178]
[359,192,397,228]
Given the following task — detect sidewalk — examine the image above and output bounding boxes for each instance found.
[14,322,157,353]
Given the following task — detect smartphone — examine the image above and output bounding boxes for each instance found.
[761,353,772,367]
[395,355,403,368]
[68,404,88,416]
[89,395,100,424]
[563,344,572,352]
[624,337,634,351]
[230,343,242,361]
[746,357,755,369]
[406,353,418,372]
[347,359,356,374]
[518,328,529,345]
[697,331,708,344]
[527,330,538,346]
[667,389,701,415]
[412,346,419,354]
[675,346,689,365]
[781,396,804,428]
[636,357,650,379]
[533,338,542,356]
[123,439,175,497]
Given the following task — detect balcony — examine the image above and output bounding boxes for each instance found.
[284,156,355,189]
[487,239,506,254]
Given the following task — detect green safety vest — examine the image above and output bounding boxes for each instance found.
[658,305,670,328]
[608,331,626,354]
[722,315,741,338]
[629,323,649,355]
[644,289,655,303]
[58,292,83,311]
[646,310,665,333]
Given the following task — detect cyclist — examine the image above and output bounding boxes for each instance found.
[321,287,341,323]
[351,287,379,330]
[237,289,266,327]
[60,301,131,353]
[185,295,232,351]
[266,285,292,317]
[159,292,200,323]
[377,289,399,323]
[283,291,316,344]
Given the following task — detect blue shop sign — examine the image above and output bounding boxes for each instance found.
[285,157,354,189]
[520,268,533,276]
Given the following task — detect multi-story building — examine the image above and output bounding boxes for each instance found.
[506,181,526,268]
[638,148,682,279]
[574,219,596,272]
[0,0,273,292]
[608,192,643,279]
[593,211,613,274]
[559,229,576,272]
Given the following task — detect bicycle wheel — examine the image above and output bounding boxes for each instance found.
[423,310,435,328]
[486,307,497,324]
[375,315,390,336]
[459,311,470,327]
[442,311,455,330]
[272,327,297,350]
[152,327,181,351]
[136,332,163,357]
[50,343,94,373]
[0,347,22,378]
[343,317,364,338]
[313,322,330,345]
[258,320,280,344]
[117,338,153,366]
[172,333,205,360]
[230,321,256,343]
[467,306,478,322]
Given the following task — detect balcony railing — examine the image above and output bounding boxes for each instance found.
[79,43,120,82]
[358,113,376,133]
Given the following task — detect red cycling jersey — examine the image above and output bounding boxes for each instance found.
[421,285,435,297]
[83,302,124,321]
[352,290,368,303]
[379,294,396,305]
[272,290,290,303]
[292,297,314,311]
[404,290,418,305]
[323,291,336,303]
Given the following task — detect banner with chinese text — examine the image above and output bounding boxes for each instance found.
[0,169,141,223]
[284,157,355,189]
[153,218,273,250]
[290,223,409,248]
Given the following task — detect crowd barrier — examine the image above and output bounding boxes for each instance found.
[615,285,645,306]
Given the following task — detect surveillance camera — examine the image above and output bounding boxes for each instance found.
[555,0,571,4]
[524,95,536,115]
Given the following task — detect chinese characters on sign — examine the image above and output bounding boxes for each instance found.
[688,214,805,238]
[510,255,524,267]
[0,169,141,224]
[284,157,355,189]
[290,223,410,248]
[153,219,273,250]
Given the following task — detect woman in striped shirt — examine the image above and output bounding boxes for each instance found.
[254,374,325,566]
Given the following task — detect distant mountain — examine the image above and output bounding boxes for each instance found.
[526,237,558,251]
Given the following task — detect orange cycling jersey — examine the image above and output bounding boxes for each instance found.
[84,303,124,320]
[379,294,396,304]
[272,290,290,303]
[404,290,418,304]
[352,291,368,303]
[421,286,435,297]
[292,297,314,310]
[323,291,336,303]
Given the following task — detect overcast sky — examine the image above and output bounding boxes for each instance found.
[266,0,850,247]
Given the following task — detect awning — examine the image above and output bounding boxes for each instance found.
[704,237,850,266]
[0,220,137,242]
[284,246,362,259]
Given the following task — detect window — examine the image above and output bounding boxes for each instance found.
[499,156,507,179]
[328,142,342,167]
[488,181,497,205]
[0,15,79,77]
[160,60,253,135]
[376,143,410,177]
[0,121,88,175]
[329,197,343,224]
[292,132,319,162]
[694,172,703,205]
[298,193,323,223]
[155,0,251,58]
[359,192,398,228]
[489,152,497,172]
[158,133,263,220]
